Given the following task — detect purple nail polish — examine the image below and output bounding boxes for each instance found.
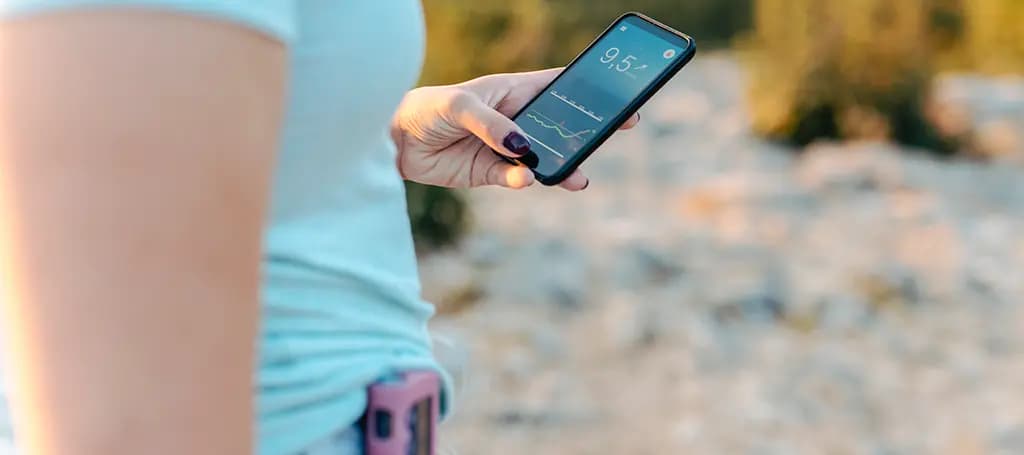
[502,132,530,156]
[581,179,590,190]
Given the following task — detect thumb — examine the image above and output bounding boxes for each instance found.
[449,91,533,160]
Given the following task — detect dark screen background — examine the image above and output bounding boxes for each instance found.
[514,16,685,177]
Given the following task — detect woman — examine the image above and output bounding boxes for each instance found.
[0,1,638,454]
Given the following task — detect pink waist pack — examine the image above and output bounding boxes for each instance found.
[364,371,440,455]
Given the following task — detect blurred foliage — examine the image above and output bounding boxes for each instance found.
[946,0,1024,74]
[742,0,1023,154]
[420,0,553,85]
[405,181,470,252]
[540,0,751,68]
[420,0,752,85]
[742,0,958,154]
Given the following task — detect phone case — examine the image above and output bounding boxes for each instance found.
[510,12,697,185]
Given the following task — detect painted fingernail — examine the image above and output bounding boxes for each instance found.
[581,178,590,191]
[502,132,530,156]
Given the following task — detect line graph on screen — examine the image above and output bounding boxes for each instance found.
[524,110,596,140]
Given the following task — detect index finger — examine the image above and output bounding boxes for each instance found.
[492,69,641,132]
[491,68,563,117]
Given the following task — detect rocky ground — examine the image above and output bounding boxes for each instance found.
[422,54,1024,455]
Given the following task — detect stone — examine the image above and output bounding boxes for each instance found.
[994,427,1024,454]
[796,142,907,193]
[610,242,686,289]
[464,232,506,268]
[974,120,1023,163]
[528,327,566,362]
[418,253,484,314]
[815,294,873,331]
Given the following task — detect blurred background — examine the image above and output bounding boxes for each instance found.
[410,1,1024,453]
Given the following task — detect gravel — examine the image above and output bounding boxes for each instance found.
[423,54,1024,455]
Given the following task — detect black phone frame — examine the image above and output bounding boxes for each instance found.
[509,11,697,185]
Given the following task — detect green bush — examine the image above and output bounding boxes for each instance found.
[742,0,959,155]
[421,0,754,84]
[405,182,470,252]
[420,0,553,85]
[541,0,752,65]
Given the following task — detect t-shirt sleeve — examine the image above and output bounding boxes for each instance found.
[0,0,296,43]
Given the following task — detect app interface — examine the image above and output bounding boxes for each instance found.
[515,16,686,176]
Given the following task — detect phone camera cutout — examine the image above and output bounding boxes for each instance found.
[663,49,677,59]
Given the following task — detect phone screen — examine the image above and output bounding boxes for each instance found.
[513,14,692,181]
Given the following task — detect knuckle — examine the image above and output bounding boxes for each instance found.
[444,88,475,113]
[466,72,506,87]
[486,122,509,143]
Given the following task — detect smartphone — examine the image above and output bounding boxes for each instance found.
[510,12,696,185]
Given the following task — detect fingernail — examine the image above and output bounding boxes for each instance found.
[502,132,530,156]
[581,178,590,191]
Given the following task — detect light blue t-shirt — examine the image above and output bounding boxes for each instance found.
[0,1,450,454]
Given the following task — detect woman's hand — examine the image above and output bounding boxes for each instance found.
[392,69,640,191]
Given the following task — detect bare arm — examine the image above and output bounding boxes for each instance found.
[0,9,285,454]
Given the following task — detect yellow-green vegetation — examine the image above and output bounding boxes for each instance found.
[405,180,470,252]
[742,0,956,154]
[420,0,553,85]
[420,0,752,84]
[743,0,1023,153]
[952,0,1024,74]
